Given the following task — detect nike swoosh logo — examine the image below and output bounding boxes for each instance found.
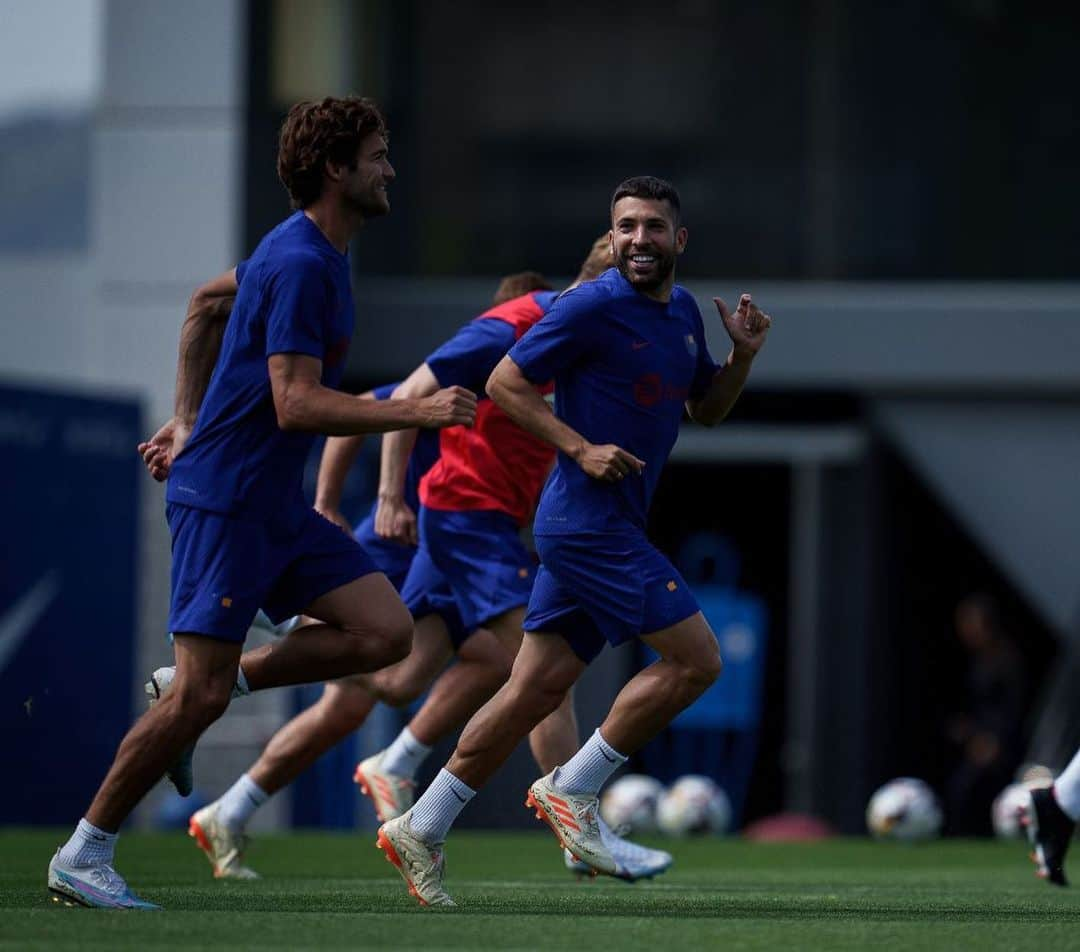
[451,789,467,803]
[600,750,617,763]
[0,572,61,676]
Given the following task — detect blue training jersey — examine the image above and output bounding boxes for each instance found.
[167,212,354,526]
[508,268,718,535]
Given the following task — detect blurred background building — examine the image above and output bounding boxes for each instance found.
[1,0,1078,835]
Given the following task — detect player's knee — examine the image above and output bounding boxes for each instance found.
[681,651,722,698]
[341,609,412,671]
[171,680,232,728]
[320,683,373,727]
[374,670,425,708]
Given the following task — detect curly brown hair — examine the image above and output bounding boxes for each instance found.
[492,271,553,305]
[277,97,388,209]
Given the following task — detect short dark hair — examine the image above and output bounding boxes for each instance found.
[492,271,553,305]
[277,96,388,209]
[610,175,681,226]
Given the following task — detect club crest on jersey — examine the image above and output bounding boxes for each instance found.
[684,334,698,356]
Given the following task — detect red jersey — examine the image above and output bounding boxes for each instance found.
[420,291,558,526]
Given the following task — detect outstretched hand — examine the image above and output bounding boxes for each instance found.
[714,294,771,358]
[137,417,191,482]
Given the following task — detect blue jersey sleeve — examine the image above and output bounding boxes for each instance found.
[235,258,249,286]
[507,286,604,383]
[426,318,517,392]
[688,300,720,400]
[264,253,332,361]
[371,381,400,401]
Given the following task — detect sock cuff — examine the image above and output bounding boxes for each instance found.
[594,728,628,763]
[438,768,476,800]
[239,773,270,804]
[235,666,250,696]
[77,818,117,842]
[402,726,433,754]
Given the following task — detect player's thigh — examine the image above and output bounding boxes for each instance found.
[455,624,515,673]
[485,605,526,658]
[172,633,243,700]
[304,571,412,638]
[639,611,722,675]
[510,629,587,695]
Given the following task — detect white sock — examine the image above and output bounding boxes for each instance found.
[380,726,432,780]
[553,729,627,796]
[235,665,250,696]
[215,774,269,831]
[408,768,475,843]
[56,818,117,868]
[1053,747,1080,821]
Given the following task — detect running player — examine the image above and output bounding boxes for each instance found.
[376,176,772,906]
[1022,747,1079,886]
[47,96,475,910]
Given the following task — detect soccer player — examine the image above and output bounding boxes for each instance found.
[47,96,476,910]
[1023,747,1079,886]
[376,176,772,906]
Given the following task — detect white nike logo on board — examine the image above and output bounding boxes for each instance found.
[0,573,61,676]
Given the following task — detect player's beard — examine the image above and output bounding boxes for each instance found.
[346,182,390,219]
[616,246,675,292]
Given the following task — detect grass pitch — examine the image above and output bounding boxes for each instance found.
[2,829,1077,950]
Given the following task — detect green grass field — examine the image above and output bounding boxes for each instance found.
[2,830,1077,950]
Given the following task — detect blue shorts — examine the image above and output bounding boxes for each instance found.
[353,513,416,592]
[523,531,701,663]
[167,503,378,643]
[408,507,537,639]
[399,546,469,649]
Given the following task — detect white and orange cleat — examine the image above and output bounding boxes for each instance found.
[354,751,416,822]
[525,770,617,877]
[376,810,455,907]
[188,803,258,880]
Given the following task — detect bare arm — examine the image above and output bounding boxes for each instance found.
[487,356,643,482]
[269,353,476,435]
[138,268,238,480]
[685,294,771,427]
[374,364,443,543]
[313,390,378,532]
[175,269,239,427]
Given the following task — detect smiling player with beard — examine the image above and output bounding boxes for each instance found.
[376,175,772,906]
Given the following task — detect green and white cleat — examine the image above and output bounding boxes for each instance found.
[526,770,617,876]
[376,810,455,907]
[144,666,195,797]
[48,852,161,909]
[188,803,259,880]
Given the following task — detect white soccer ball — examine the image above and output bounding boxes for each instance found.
[992,770,1053,840]
[600,774,664,834]
[656,775,732,836]
[992,783,1033,840]
[866,778,943,841]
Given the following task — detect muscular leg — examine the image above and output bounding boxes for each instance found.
[86,635,240,831]
[447,631,586,789]
[240,573,412,691]
[399,625,513,744]
[247,680,377,795]
[598,612,722,754]
[485,606,579,772]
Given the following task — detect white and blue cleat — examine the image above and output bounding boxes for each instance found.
[564,817,673,882]
[48,853,160,909]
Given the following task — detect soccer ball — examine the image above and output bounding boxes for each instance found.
[992,770,1053,839]
[656,775,732,836]
[992,783,1033,839]
[866,778,943,841]
[600,774,664,834]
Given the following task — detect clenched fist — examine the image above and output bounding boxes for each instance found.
[418,386,477,429]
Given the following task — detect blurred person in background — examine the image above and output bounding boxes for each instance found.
[944,593,1027,836]
[47,96,476,911]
